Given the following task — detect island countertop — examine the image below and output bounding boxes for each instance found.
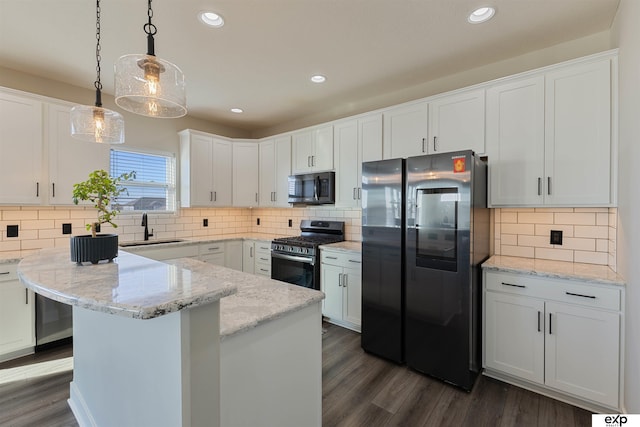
[17,248,238,319]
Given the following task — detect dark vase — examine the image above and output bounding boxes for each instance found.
[70,234,119,265]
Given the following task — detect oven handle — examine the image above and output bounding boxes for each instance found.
[271,252,315,265]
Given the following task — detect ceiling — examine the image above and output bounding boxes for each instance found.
[0,0,620,134]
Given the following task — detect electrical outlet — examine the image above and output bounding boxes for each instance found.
[257,218,260,226]
[6,225,18,238]
[203,218,208,227]
[550,230,563,245]
[62,223,72,234]
[288,219,292,227]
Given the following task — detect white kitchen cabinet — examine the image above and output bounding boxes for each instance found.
[382,101,428,159]
[242,240,255,274]
[225,240,243,271]
[47,102,110,205]
[0,90,43,204]
[199,241,226,266]
[487,56,615,207]
[232,141,259,207]
[483,269,622,410]
[428,88,485,155]
[0,262,35,361]
[179,129,232,207]
[259,136,291,207]
[254,241,272,278]
[334,114,383,208]
[320,249,361,332]
[292,125,333,173]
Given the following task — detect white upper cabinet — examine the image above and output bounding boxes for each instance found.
[179,129,232,207]
[233,141,259,207]
[544,59,612,206]
[487,54,615,207]
[487,76,546,206]
[259,135,291,207]
[382,101,428,159]
[428,88,485,155]
[334,113,382,208]
[47,102,110,205]
[0,90,43,204]
[292,125,333,173]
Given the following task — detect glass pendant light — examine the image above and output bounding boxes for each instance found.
[70,0,125,144]
[114,0,187,118]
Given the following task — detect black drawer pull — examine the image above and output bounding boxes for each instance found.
[348,259,361,264]
[537,311,541,332]
[0,271,10,275]
[501,282,525,288]
[566,291,596,299]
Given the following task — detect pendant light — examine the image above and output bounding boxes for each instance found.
[70,0,125,144]
[114,0,187,118]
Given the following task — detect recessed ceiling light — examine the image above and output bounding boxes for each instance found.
[310,75,326,83]
[230,108,243,113]
[468,6,495,24]
[199,11,224,28]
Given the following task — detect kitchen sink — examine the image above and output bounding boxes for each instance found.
[119,239,185,247]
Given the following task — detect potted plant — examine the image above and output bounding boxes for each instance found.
[70,169,135,265]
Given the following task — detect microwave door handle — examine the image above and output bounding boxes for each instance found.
[314,176,319,201]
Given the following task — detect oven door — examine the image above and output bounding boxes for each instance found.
[271,251,318,289]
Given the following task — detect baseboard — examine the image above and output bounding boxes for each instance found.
[68,381,97,427]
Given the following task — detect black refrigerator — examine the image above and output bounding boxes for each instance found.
[361,150,489,390]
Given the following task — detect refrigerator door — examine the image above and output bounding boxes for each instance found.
[405,150,484,390]
[361,158,404,363]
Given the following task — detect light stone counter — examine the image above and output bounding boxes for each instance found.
[482,255,625,286]
[320,240,362,254]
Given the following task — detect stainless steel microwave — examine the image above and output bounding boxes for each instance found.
[288,171,335,205]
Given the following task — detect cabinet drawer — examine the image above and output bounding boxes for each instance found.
[484,270,620,311]
[199,242,225,255]
[0,264,18,282]
[321,251,362,268]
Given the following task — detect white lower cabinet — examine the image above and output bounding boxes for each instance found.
[320,249,361,332]
[0,263,35,361]
[483,270,622,410]
[198,242,226,266]
[242,240,271,277]
[225,240,243,271]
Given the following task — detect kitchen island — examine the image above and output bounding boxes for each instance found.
[17,248,324,427]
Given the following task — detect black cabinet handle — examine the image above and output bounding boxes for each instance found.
[0,271,10,275]
[25,288,29,304]
[501,282,525,288]
[547,177,551,195]
[549,313,553,334]
[537,178,542,196]
[52,182,55,198]
[566,291,596,299]
[36,182,39,197]
[537,311,541,332]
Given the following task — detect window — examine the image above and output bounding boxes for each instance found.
[110,149,176,213]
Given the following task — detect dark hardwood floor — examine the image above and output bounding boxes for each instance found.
[0,323,592,427]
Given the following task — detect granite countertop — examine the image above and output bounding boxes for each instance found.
[165,259,325,340]
[17,248,237,319]
[320,241,362,253]
[482,255,625,287]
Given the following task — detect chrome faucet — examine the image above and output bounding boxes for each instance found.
[141,213,153,241]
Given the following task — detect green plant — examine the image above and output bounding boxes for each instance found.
[72,169,135,238]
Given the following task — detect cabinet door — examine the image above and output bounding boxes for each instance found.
[273,136,291,207]
[0,280,35,356]
[259,140,275,206]
[321,263,343,320]
[0,91,43,204]
[545,301,619,407]
[225,240,243,271]
[242,241,255,273]
[343,266,362,327]
[334,120,359,208]
[233,142,259,207]
[359,113,383,163]
[382,102,428,159]
[544,59,612,205]
[187,133,214,206]
[428,89,485,155]
[313,125,333,171]
[292,130,313,173]
[485,292,545,384]
[47,103,110,205]
[486,76,545,206]
[212,138,232,206]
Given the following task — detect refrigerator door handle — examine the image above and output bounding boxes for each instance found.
[314,176,319,201]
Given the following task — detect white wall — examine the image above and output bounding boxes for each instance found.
[611,0,640,413]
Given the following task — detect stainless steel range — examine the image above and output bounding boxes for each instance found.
[271,220,345,290]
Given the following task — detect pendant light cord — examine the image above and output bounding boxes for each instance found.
[144,0,157,56]
[94,0,103,107]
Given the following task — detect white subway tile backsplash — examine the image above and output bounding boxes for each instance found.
[554,212,596,225]
[535,247,574,262]
[501,245,535,258]
[500,223,535,235]
[574,225,609,239]
[517,212,554,224]
[534,224,574,237]
[574,251,608,265]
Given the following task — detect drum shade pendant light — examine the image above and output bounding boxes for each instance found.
[114,0,187,118]
[70,0,125,144]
